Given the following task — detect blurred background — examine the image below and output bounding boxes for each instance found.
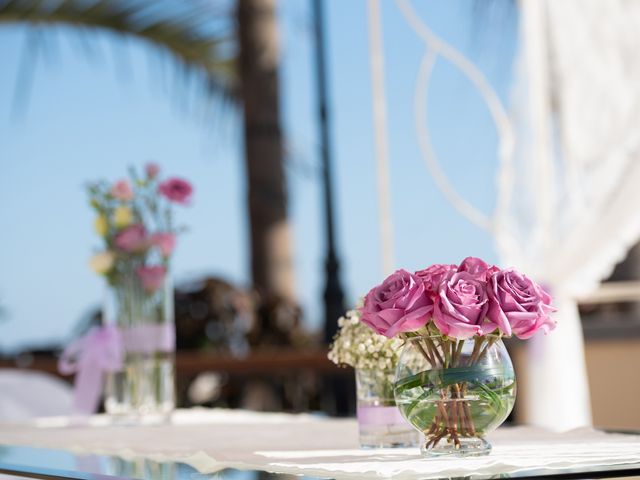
[1,0,639,430]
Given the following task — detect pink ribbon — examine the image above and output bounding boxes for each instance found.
[121,324,175,355]
[58,325,124,414]
[58,324,175,414]
[357,405,407,427]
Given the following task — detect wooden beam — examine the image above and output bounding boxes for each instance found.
[0,349,349,380]
[577,281,640,305]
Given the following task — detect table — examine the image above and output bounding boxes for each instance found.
[1,409,640,479]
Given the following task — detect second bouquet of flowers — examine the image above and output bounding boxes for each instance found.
[360,257,555,457]
[59,163,193,420]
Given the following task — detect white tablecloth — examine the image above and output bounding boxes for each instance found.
[1,409,640,479]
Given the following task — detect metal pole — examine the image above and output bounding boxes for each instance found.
[312,0,346,343]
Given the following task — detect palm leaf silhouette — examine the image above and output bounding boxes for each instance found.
[0,0,237,106]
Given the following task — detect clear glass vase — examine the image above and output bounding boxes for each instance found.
[103,269,176,422]
[355,368,419,448]
[394,335,516,457]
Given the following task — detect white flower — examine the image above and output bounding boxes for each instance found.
[327,308,402,370]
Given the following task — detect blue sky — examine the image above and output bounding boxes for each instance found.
[0,0,518,351]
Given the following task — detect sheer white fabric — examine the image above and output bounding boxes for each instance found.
[498,0,640,430]
[0,369,73,421]
[392,0,640,431]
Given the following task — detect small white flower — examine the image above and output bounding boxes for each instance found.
[328,308,400,369]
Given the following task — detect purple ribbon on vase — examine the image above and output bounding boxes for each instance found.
[58,324,175,414]
[58,325,124,415]
[121,324,175,355]
[357,404,407,427]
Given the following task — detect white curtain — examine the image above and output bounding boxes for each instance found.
[498,0,640,430]
[390,0,640,431]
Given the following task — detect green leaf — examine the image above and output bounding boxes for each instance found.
[395,364,509,393]
[395,365,515,435]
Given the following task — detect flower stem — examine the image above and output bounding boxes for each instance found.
[454,340,464,365]
[468,336,484,365]
[476,336,497,363]
[425,337,444,366]
[417,341,434,364]
[422,336,495,451]
[443,339,451,368]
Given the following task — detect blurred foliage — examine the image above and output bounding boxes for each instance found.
[0,0,238,101]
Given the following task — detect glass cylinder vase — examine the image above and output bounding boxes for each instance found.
[394,335,515,457]
[355,368,419,448]
[103,268,176,422]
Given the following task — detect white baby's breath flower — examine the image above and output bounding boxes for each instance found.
[327,306,402,370]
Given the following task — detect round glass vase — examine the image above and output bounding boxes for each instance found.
[355,368,419,448]
[394,335,516,457]
[103,271,176,423]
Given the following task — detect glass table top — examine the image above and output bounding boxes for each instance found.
[2,443,640,480]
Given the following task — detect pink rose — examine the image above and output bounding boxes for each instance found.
[487,269,556,339]
[114,224,148,252]
[150,232,176,258]
[145,162,160,179]
[111,180,134,201]
[457,256,498,280]
[136,265,166,293]
[158,177,193,205]
[415,264,457,294]
[360,269,433,338]
[433,271,489,339]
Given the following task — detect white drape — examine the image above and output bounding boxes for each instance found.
[391,0,640,431]
[498,0,640,430]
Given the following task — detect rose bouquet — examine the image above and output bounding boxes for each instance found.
[360,257,555,456]
[83,164,192,418]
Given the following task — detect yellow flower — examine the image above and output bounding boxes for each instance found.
[94,215,109,236]
[89,251,115,275]
[113,205,133,229]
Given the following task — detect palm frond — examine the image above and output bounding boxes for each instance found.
[0,0,238,98]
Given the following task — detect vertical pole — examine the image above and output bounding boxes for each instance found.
[367,0,395,276]
[312,0,346,343]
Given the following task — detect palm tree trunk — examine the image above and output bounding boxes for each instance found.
[237,0,295,301]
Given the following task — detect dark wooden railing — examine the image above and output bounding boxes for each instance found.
[0,349,350,380]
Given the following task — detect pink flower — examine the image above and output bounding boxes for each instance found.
[145,162,160,179]
[136,265,166,293]
[158,177,193,205]
[111,180,134,201]
[487,268,556,339]
[114,224,148,252]
[360,269,433,338]
[457,256,499,280]
[415,264,457,294]
[150,232,176,258]
[433,271,489,339]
